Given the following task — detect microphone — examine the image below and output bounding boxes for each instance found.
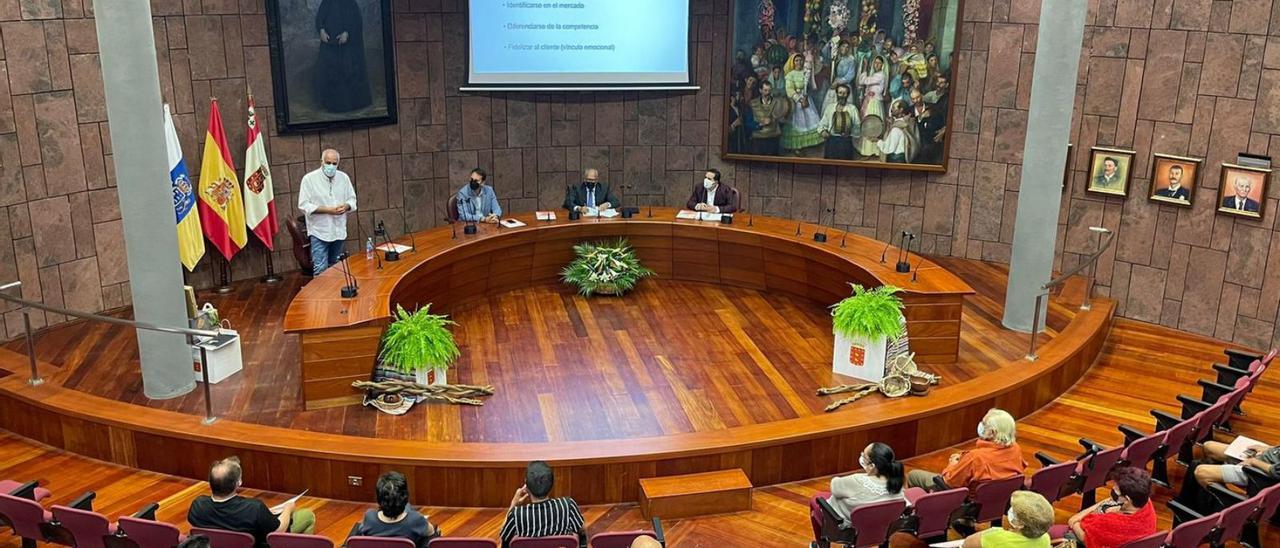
[747,212,753,227]
[912,236,924,282]
[880,237,892,263]
[375,219,400,261]
[795,221,803,236]
[438,206,456,239]
[336,252,358,298]
[896,232,915,273]
[647,203,653,218]
[813,208,833,243]
[840,229,847,248]
[400,207,417,254]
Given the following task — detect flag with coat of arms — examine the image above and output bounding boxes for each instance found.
[243,88,278,250]
[197,98,249,260]
[165,104,205,271]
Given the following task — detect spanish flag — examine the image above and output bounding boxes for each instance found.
[164,104,204,271]
[197,99,248,260]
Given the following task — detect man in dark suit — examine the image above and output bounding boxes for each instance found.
[1222,176,1260,213]
[563,168,620,213]
[685,168,738,214]
[1153,164,1190,203]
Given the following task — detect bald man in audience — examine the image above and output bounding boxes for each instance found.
[187,457,316,548]
[630,535,662,548]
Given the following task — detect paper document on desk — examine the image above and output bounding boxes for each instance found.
[375,243,411,253]
[270,489,307,514]
[928,541,965,548]
[676,210,721,222]
[1225,435,1266,460]
[536,211,557,221]
[500,218,527,228]
[587,207,619,218]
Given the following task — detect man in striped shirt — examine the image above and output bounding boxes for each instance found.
[499,461,586,547]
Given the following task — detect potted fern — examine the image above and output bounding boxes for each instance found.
[379,304,460,386]
[830,284,907,382]
[561,239,655,296]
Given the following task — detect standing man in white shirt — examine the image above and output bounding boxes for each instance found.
[297,149,357,276]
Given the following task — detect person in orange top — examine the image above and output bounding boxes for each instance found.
[907,409,1027,492]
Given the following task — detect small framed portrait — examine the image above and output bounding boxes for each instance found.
[1217,163,1271,219]
[1148,154,1201,207]
[1086,147,1136,197]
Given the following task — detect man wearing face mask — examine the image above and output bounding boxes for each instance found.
[906,408,1026,493]
[563,168,620,214]
[455,168,502,223]
[297,148,357,276]
[685,169,738,214]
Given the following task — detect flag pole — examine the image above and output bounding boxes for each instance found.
[261,240,281,284]
[217,253,233,294]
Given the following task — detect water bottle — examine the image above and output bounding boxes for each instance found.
[365,238,374,260]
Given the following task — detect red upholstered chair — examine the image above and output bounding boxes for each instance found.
[0,491,53,548]
[900,487,967,542]
[509,537,578,548]
[48,504,117,548]
[813,497,906,548]
[189,528,254,548]
[348,537,416,548]
[268,532,334,548]
[965,475,1025,527]
[1119,530,1168,548]
[115,516,185,548]
[1162,512,1218,547]
[1024,460,1076,504]
[0,482,51,503]
[1117,430,1164,473]
[428,539,498,548]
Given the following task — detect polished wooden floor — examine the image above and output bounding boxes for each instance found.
[1,316,1274,547]
[0,258,1073,443]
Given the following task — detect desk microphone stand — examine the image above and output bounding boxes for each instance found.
[336,253,358,298]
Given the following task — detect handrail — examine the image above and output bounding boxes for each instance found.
[0,280,221,424]
[0,281,219,338]
[1042,226,1114,291]
[1026,226,1114,361]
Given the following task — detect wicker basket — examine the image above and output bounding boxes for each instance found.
[593,283,619,295]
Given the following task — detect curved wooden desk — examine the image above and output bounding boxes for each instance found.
[285,209,975,409]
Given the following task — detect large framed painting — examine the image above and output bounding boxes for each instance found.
[266,0,398,134]
[722,0,964,172]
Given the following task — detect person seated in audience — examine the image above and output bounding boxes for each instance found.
[1059,466,1156,547]
[629,535,662,548]
[907,408,1026,492]
[177,535,210,548]
[809,442,905,544]
[187,456,316,548]
[1176,437,1280,511]
[960,491,1053,548]
[499,461,586,547]
[685,168,738,214]
[350,471,438,548]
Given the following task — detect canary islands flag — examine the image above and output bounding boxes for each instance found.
[197,99,248,260]
[165,104,205,271]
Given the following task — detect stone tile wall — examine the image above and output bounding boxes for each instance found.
[2,0,1278,351]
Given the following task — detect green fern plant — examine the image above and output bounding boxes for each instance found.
[378,304,460,374]
[830,284,906,341]
[561,239,655,296]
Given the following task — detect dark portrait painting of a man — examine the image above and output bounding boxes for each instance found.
[314,0,373,112]
[267,0,396,133]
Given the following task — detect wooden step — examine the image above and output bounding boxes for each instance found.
[639,469,753,520]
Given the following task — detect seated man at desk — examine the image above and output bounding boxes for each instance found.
[563,168,620,214]
[685,168,738,214]
[455,168,502,223]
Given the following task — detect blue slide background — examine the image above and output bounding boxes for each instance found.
[470,0,688,74]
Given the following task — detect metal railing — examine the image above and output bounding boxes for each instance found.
[1026,226,1115,362]
[0,280,223,424]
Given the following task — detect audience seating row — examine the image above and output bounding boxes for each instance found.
[809,346,1279,548]
[0,481,664,548]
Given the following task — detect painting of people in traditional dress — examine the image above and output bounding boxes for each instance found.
[723,0,961,171]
